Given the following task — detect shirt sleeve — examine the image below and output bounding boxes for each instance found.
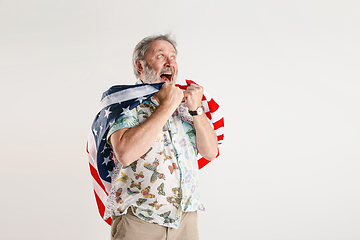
[107,108,139,144]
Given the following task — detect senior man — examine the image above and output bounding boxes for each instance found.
[104,34,218,240]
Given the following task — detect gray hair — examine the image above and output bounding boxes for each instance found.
[132,34,177,79]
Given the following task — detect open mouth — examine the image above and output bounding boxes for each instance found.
[160,73,172,82]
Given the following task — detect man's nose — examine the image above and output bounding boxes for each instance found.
[164,58,171,67]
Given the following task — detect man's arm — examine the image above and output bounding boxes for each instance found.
[109,83,184,166]
[184,84,218,161]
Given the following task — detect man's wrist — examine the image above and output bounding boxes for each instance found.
[189,106,204,116]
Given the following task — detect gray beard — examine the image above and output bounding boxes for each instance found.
[142,62,178,84]
[142,63,159,84]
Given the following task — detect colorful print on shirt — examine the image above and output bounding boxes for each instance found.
[103,97,205,229]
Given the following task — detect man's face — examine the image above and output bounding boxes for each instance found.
[141,40,178,84]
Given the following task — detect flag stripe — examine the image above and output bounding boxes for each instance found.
[213,118,224,131]
[209,109,223,123]
[99,85,160,111]
[201,101,210,113]
[217,134,224,142]
[197,158,210,169]
[205,112,212,120]
[89,163,108,195]
[207,98,219,113]
[94,190,112,225]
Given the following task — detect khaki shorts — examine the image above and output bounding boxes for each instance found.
[111,209,199,240]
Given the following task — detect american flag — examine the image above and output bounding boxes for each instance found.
[86,80,224,225]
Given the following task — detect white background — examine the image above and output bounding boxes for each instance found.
[1,1,359,239]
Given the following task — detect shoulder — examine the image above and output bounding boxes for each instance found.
[107,108,139,143]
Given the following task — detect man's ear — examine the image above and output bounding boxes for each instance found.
[135,60,143,74]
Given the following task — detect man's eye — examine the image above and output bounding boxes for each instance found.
[170,56,176,60]
[157,55,163,59]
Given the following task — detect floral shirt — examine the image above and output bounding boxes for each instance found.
[103,92,205,229]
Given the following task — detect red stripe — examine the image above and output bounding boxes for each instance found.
[94,190,112,225]
[105,216,112,225]
[175,84,188,90]
[89,163,107,194]
[205,111,212,120]
[94,190,105,217]
[207,99,219,113]
[217,134,224,142]
[185,79,196,86]
[197,148,220,169]
[197,157,210,169]
[176,81,206,101]
[86,141,89,154]
[213,118,224,130]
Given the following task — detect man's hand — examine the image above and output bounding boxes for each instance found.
[155,82,184,111]
[183,84,204,111]
[183,83,218,161]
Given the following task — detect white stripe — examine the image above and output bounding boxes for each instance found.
[87,133,108,216]
[88,154,112,194]
[201,100,210,112]
[87,132,97,167]
[88,151,110,200]
[99,85,159,111]
[201,90,212,112]
[203,89,212,102]
[215,127,224,136]
[87,131,112,193]
[93,178,110,202]
[202,101,223,123]
[210,110,224,123]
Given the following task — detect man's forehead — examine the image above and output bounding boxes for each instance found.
[149,40,176,54]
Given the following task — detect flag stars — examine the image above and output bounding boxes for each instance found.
[103,156,112,166]
[104,108,111,118]
[136,96,147,103]
[93,128,98,136]
[122,106,131,115]
[101,145,108,154]
[106,170,113,178]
